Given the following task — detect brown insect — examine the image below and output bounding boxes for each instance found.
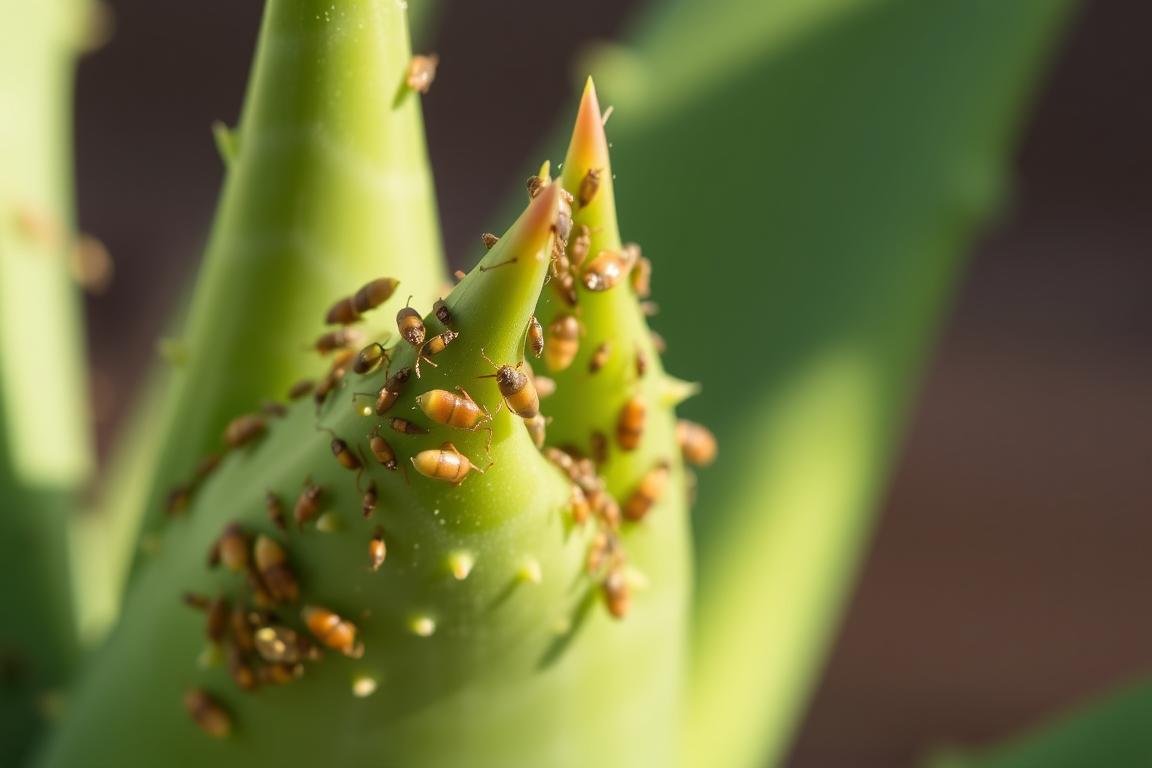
[258,663,303,686]
[369,527,386,571]
[616,395,646,451]
[361,481,378,518]
[184,688,231,739]
[254,625,311,664]
[293,483,323,528]
[411,442,483,485]
[193,453,222,483]
[216,523,250,573]
[396,299,426,347]
[227,646,258,691]
[588,341,612,374]
[570,484,591,525]
[327,437,361,472]
[353,277,401,314]
[590,431,609,466]
[415,330,459,377]
[631,256,652,298]
[416,387,491,431]
[324,295,359,325]
[634,348,648,379]
[165,484,191,517]
[524,412,547,449]
[569,224,591,270]
[303,605,364,658]
[353,342,389,375]
[405,54,438,94]
[266,491,287,530]
[358,366,411,416]
[481,232,499,249]
[230,607,255,653]
[287,379,315,400]
[254,535,299,602]
[479,351,539,419]
[313,328,362,355]
[433,298,452,327]
[390,416,428,436]
[578,167,602,208]
[368,427,400,470]
[552,271,579,307]
[623,461,671,522]
[526,174,546,200]
[583,244,639,292]
[205,596,230,645]
[554,189,574,245]
[676,419,718,466]
[526,315,544,358]
[545,314,581,372]
[602,566,631,619]
[224,413,265,448]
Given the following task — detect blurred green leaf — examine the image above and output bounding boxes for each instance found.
[927,677,1152,768]
[564,0,1076,765]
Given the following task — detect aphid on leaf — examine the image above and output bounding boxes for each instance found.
[396,299,426,347]
[676,419,718,467]
[182,592,210,611]
[602,566,631,619]
[570,484,591,525]
[545,314,581,372]
[184,688,231,739]
[526,174,547,200]
[405,54,438,94]
[589,341,611,374]
[254,535,299,602]
[578,167,602,208]
[260,401,288,418]
[254,625,311,664]
[569,224,591,270]
[479,350,539,419]
[353,277,401,314]
[623,461,671,522]
[293,483,323,528]
[526,315,544,358]
[224,413,265,448]
[287,378,315,400]
[329,437,363,472]
[525,412,547,449]
[313,328,361,355]
[390,416,428,436]
[358,366,411,416]
[635,347,648,379]
[583,244,639,292]
[631,255,652,298]
[230,606,255,653]
[353,342,389,375]
[433,298,452,327]
[216,523,250,572]
[416,387,491,430]
[616,395,646,451]
[324,295,359,325]
[368,427,400,470]
[205,596,230,645]
[361,481,378,518]
[553,191,574,251]
[481,232,499,249]
[227,646,258,691]
[266,491,287,530]
[415,330,459,377]
[165,484,191,517]
[369,527,386,571]
[303,606,364,658]
[411,442,483,485]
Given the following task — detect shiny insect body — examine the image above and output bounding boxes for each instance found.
[411,442,483,485]
[353,277,400,314]
[479,351,539,419]
[405,54,438,94]
[583,244,639,292]
[293,483,323,528]
[415,330,459,377]
[416,387,491,432]
[602,567,631,619]
[433,298,452,327]
[616,395,647,451]
[369,527,386,571]
[303,606,364,658]
[390,417,428,436]
[545,314,581,372]
[353,342,389,375]
[358,367,411,416]
[313,328,361,355]
[526,315,544,358]
[254,535,299,602]
[578,168,602,208]
[329,437,362,472]
[368,428,400,470]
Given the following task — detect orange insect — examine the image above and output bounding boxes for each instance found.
[623,461,671,522]
[569,224,591,270]
[390,416,428,436]
[216,523,250,572]
[293,483,323,528]
[396,299,426,347]
[676,419,718,467]
[329,437,362,472]
[631,255,652,298]
[526,315,544,358]
[416,387,491,431]
[415,330,459,377]
[578,167,601,208]
[405,54,439,94]
[602,567,631,619]
[582,244,639,292]
[184,688,231,739]
[368,427,400,470]
[524,412,547,449]
[313,328,362,354]
[481,232,499,249]
[616,395,646,451]
[303,605,364,658]
[411,442,483,485]
[545,314,581,372]
[353,277,400,314]
[324,295,359,325]
[369,527,386,571]
[479,351,539,419]
[588,341,611,374]
[358,366,411,416]
[254,535,299,603]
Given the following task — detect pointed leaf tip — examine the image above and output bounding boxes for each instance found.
[563,78,612,187]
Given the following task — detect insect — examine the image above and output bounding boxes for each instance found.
[479,350,539,419]
[569,224,591,270]
[582,244,639,292]
[227,646,258,691]
[533,374,557,399]
[324,295,359,325]
[254,535,299,602]
[353,342,389,375]
[588,341,611,374]
[357,366,411,416]
[253,625,311,664]
[432,298,452,327]
[369,527,386,571]
[623,461,671,522]
[526,174,546,199]
[368,427,400,470]
[416,388,492,439]
[329,437,363,472]
[313,328,362,355]
[590,431,608,466]
[675,419,718,466]
[524,412,547,448]
[405,54,438,94]
[193,453,222,483]
[287,378,315,400]
[415,330,459,377]
[631,255,653,298]
[396,299,426,347]
[481,232,499,249]
[552,271,579,307]
[266,491,287,530]
[526,315,544,358]
[634,347,648,378]
[205,596,230,644]
[602,566,631,619]
[351,276,401,314]
[545,314,581,372]
[258,663,303,686]
[303,605,364,658]
[224,413,265,448]
[361,481,378,517]
[570,484,591,525]
[554,189,574,245]
[616,395,646,451]
[390,416,428,436]
[411,442,483,485]
[165,484,191,517]
[216,523,250,572]
[185,688,231,739]
[578,167,601,208]
[293,483,323,528]
[230,606,255,653]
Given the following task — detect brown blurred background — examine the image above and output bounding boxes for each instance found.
[74,1,1151,765]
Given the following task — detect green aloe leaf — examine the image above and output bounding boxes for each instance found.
[927,677,1152,768]
[559,0,1076,765]
[76,0,445,641]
